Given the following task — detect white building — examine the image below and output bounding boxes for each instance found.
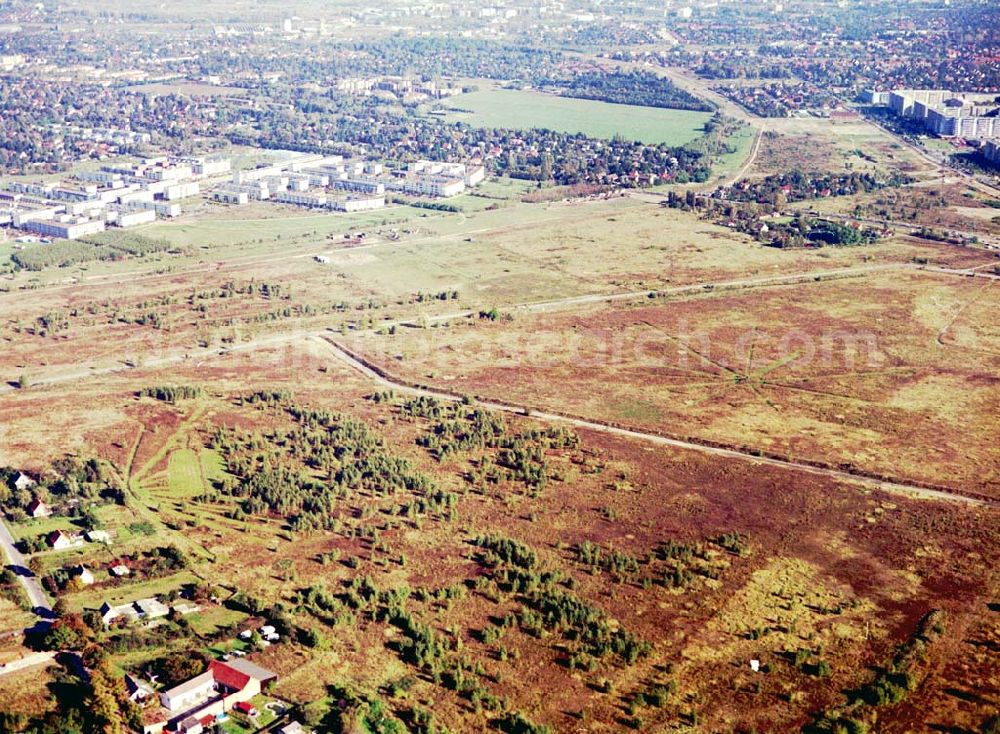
[24,217,106,240]
[330,195,385,212]
[213,190,249,205]
[75,566,95,586]
[159,670,216,713]
[110,208,158,228]
[163,182,200,201]
[0,54,25,71]
[275,191,328,207]
[889,89,951,118]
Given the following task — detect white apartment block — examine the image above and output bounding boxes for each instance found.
[331,195,386,212]
[925,107,1000,139]
[390,175,466,198]
[0,54,25,71]
[178,156,232,177]
[12,205,64,227]
[333,177,387,195]
[25,217,106,240]
[110,208,157,228]
[140,201,182,217]
[887,89,1000,141]
[213,190,250,205]
[275,190,328,207]
[163,181,200,200]
[889,89,951,118]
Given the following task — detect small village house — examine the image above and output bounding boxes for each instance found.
[48,530,74,550]
[27,498,51,518]
[13,472,35,492]
[74,566,95,586]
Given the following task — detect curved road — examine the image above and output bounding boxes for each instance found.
[317,336,993,509]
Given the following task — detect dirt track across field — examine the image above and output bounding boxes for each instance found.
[317,336,994,509]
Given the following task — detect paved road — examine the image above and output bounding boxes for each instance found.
[0,651,56,677]
[0,516,52,617]
[318,337,994,509]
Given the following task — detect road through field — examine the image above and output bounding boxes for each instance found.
[317,337,993,508]
[724,123,766,188]
[1,263,994,508]
[0,262,910,396]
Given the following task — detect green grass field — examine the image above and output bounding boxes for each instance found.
[66,569,199,612]
[706,124,758,182]
[443,89,712,145]
[143,206,425,249]
[167,448,206,498]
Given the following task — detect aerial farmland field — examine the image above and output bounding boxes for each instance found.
[443,88,714,145]
[1,4,999,732]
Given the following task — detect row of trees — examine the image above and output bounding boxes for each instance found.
[720,169,911,207]
[554,71,713,112]
[139,385,203,403]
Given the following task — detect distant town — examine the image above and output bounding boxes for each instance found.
[2,150,485,242]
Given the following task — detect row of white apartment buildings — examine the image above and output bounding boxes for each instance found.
[869,89,1000,141]
[211,154,486,212]
[335,76,464,100]
[1,154,231,240]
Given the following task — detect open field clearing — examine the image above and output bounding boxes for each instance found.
[0,597,34,635]
[142,205,423,249]
[0,662,59,718]
[2,195,993,387]
[343,269,1000,497]
[0,344,996,732]
[443,88,713,145]
[752,122,939,181]
[0,108,996,732]
[761,118,938,176]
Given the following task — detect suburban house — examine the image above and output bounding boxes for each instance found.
[110,563,131,577]
[142,658,278,734]
[100,596,170,626]
[125,674,155,703]
[160,670,215,714]
[86,529,112,544]
[26,498,51,518]
[47,530,77,550]
[13,472,35,491]
[278,722,308,734]
[74,566,95,586]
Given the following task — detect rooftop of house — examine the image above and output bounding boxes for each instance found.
[161,669,215,700]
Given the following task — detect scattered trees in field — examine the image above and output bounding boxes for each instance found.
[475,534,651,666]
[139,385,203,403]
[497,711,552,734]
[209,395,452,532]
[803,610,946,733]
[401,396,577,492]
